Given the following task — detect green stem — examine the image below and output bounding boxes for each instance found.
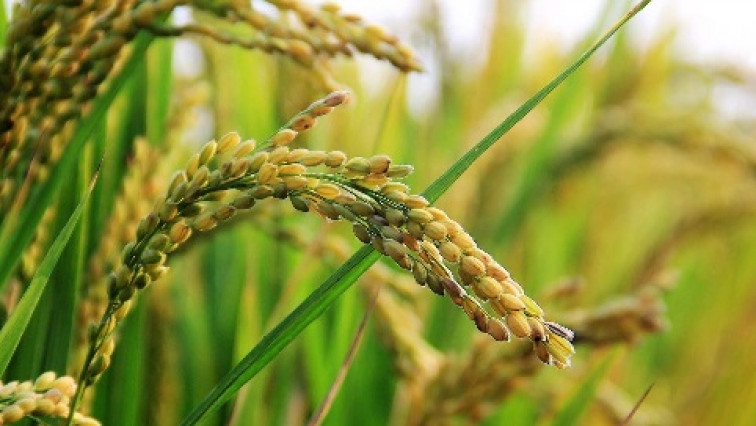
[68,304,116,426]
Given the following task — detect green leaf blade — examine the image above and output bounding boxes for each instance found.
[180,2,653,423]
[179,247,381,426]
[551,353,615,426]
[0,0,7,48]
[423,0,652,204]
[0,168,99,375]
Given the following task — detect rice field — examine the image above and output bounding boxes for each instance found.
[1,1,755,425]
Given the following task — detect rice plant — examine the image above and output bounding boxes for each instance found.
[5,0,756,425]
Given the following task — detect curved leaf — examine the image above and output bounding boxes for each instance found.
[180,1,653,423]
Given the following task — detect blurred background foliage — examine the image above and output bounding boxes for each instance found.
[2,0,756,425]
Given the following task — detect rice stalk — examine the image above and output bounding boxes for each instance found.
[71,138,164,378]
[0,0,163,212]
[248,220,670,425]
[71,91,575,418]
[0,2,692,424]
[0,0,420,218]
[599,382,672,425]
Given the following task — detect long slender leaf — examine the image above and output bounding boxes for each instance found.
[0,27,159,292]
[3,286,52,380]
[422,0,651,204]
[4,146,91,379]
[180,2,652,423]
[147,36,174,144]
[179,247,381,426]
[0,0,7,47]
[0,167,99,374]
[42,145,91,372]
[492,73,585,245]
[551,353,615,426]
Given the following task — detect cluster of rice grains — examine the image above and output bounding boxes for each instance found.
[149,1,422,80]
[0,0,161,212]
[74,91,574,411]
[0,1,424,422]
[0,372,97,425]
[245,214,669,425]
[0,0,420,214]
[398,285,670,425]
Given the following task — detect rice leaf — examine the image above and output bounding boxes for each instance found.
[179,247,382,426]
[0,0,7,47]
[41,146,91,372]
[180,2,652,423]
[0,166,99,374]
[422,0,651,203]
[147,37,174,144]
[551,353,615,426]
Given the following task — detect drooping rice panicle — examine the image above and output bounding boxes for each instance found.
[72,90,574,414]
[0,0,421,216]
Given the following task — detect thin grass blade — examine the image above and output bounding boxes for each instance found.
[422,0,651,203]
[307,290,377,426]
[0,0,7,47]
[620,382,655,425]
[180,2,652,423]
[0,166,100,374]
[551,352,615,426]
